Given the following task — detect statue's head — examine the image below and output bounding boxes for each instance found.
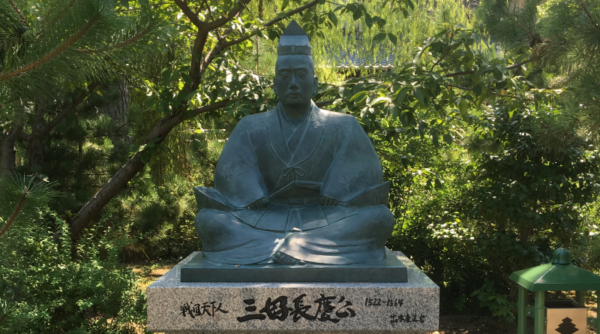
[274,20,318,108]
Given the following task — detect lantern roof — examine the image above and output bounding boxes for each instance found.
[509,248,600,291]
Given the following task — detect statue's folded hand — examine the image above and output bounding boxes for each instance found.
[272,251,305,265]
[319,196,340,207]
[247,197,269,210]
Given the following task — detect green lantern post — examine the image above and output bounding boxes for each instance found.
[510,248,600,334]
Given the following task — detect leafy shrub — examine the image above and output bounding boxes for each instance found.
[386,105,599,320]
[0,175,147,334]
[471,279,516,323]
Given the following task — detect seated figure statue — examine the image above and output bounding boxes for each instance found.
[194,20,394,266]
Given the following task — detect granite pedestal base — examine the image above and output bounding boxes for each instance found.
[147,251,439,333]
[181,248,407,283]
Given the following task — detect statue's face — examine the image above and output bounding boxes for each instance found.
[273,55,318,108]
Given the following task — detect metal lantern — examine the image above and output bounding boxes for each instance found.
[509,248,600,334]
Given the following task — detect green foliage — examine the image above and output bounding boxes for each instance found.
[114,174,202,261]
[0,0,166,101]
[0,201,147,333]
[476,0,600,135]
[0,173,58,235]
[468,107,598,251]
[471,279,516,323]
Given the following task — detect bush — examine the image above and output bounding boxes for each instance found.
[0,200,147,333]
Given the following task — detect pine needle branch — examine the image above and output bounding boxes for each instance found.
[576,0,599,30]
[0,13,101,82]
[0,173,58,238]
[8,0,29,28]
[44,0,80,31]
[497,4,537,41]
[43,81,99,135]
[77,22,156,54]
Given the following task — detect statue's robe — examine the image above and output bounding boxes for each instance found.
[194,101,394,265]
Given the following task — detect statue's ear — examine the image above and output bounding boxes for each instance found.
[273,77,279,96]
[312,76,318,96]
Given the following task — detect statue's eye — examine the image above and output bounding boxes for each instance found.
[279,71,290,78]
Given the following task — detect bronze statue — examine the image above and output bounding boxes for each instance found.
[194,20,394,266]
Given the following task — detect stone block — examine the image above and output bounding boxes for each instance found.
[180,248,407,283]
[147,251,439,333]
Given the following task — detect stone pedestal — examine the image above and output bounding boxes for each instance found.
[180,248,407,283]
[147,251,439,333]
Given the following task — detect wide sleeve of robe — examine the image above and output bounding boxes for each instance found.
[213,116,268,208]
[320,115,383,202]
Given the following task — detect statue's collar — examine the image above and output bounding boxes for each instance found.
[276,101,314,126]
[268,101,324,168]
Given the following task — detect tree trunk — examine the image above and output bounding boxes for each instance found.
[68,116,177,239]
[69,100,230,240]
[98,80,130,143]
[27,101,47,172]
[0,122,23,176]
[22,84,96,174]
[68,0,321,240]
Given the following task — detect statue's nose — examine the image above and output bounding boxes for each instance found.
[289,74,299,89]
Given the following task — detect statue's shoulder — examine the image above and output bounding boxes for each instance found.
[236,109,274,128]
[316,108,359,126]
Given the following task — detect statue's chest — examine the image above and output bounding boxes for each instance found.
[252,129,337,187]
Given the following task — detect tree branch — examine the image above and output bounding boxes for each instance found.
[44,0,79,30]
[206,0,252,30]
[122,74,145,91]
[429,42,456,72]
[1,121,23,175]
[43,82,99,136]
[199,0,321,76]
[448,84,533,101]
[445,59,535,78]
[498,4,538,41]
[190,28,210,82]
[69,98,227,240]
[68,0,322,240]
[17,131,29,142]
[576,0,599,30]
[77,23,156,54]
[263,0,320,27]
[0,14,100,82]
[173,0,204,28]
[0,193,27,238]
[506,59,535,70]
[186,99,231,119]
[8,0,29,28]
